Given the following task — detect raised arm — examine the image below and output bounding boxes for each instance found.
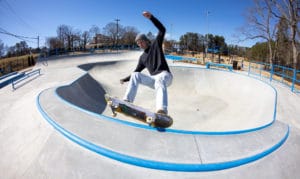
[142,11,166,44]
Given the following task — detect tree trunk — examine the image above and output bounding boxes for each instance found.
[291,23,298,69]
[267,40,273,65]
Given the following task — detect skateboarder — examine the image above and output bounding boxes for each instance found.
[120,11,173,115]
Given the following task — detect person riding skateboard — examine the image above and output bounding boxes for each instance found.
[120,11,173,115]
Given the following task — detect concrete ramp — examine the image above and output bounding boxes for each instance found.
[57,60,277,132]
[2,52,300,178]
[36,60,289,171]
[38,87,288,171]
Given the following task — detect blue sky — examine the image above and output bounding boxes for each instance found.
[0,0,258,48]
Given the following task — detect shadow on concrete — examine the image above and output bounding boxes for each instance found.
[78,61,118,71]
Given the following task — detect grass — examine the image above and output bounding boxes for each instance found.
[0,54,38,76]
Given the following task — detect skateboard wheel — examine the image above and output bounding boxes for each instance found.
[146,116,155,124]
[112,112,117,117]
[154,114,173,128]
[107,101,113,106]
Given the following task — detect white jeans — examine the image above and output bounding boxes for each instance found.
[123,71,173,113]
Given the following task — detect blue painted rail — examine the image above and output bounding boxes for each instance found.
[206,62,233,71]
[247,62,300,93]
[0,72,25,89]
[12,68,41,90]
[165,55,197,62]
[0,72,18,81]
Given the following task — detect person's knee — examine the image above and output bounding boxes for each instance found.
[131,72,140,78]
[154,79,166,89]
[156,73,172,88]
[130,72,141,81]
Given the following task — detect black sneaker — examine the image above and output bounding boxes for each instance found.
[123,99,131,103]
[156,109,168,115]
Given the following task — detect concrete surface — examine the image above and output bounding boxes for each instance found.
[57,60,276,132]
[0,51,300,178]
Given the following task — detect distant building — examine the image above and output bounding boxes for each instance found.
[87,34,112,48]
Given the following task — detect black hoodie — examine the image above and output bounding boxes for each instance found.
[122,15,171,82]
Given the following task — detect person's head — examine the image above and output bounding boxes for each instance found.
[135,34,150,49]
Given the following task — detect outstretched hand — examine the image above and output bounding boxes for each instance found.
[142,11,152,19]
[120,78,126,85]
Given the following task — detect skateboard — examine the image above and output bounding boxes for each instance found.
[104,94,173,128]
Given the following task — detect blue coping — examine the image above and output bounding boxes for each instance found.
[36,88,289,172]
[35,65,289,171]
[53,66,278,135]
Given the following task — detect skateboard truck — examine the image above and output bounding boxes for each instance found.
[106,100,116,116]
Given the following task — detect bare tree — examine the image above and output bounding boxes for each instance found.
[89,25,100,43]
[7,46,16,57]
[0,40,4,57]
[14,41,29,55]
[276,17,292,65]
[103,22,123,47]
[82,31,90,50]
[240,0,278,64]
[122,26,139,46]
[46,37,64,49]
[271,0,300,69]
[56,25,67,48]
[57,25,74,50]
[71,29,82,50]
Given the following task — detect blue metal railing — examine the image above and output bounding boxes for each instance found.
[0,72,25,88]
[12,68,41,90]
[165,55,300,93]
[0,72,18,81]
[206,62,233,71]
[165,55,197,62]
[291,68,300,93]
[247,62,300,93]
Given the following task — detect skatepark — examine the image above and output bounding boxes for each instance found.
[1,51,300,178]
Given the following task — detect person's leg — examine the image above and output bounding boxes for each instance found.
[154,71,173,114]
[123,72,155,102]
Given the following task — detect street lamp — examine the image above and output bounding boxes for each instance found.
[205,10,210,61]
[115,18,120,51]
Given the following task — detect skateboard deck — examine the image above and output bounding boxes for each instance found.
[104,94,173,128]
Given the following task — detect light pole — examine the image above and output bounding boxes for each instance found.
[170,23,173,52]
[115,18,120,51]
[37,35,39,50]
[205,10,210,61]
